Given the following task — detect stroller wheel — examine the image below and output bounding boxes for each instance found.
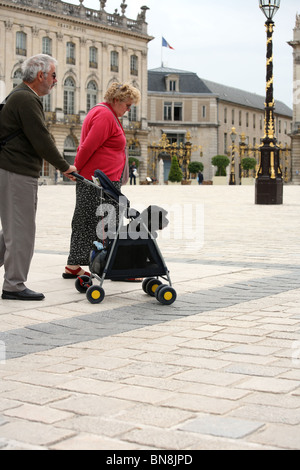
[75,275,93,294]
[155,283,166,299]
[86,285,105,304]
[156,286,177,305]
[142,277,154,294]
[146,278,162,297]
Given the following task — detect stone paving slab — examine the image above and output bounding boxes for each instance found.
[0,185,300,450]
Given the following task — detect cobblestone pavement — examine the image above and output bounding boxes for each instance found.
[0,184,299,450]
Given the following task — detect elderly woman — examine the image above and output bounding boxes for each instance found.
[63,82,141,279]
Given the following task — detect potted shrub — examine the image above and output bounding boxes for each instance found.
[241,157,256,184]
[168,155,183,184]
[211,155,230,185]
[188,161,204,180]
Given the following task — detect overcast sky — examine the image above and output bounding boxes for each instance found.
[69,0,298,108]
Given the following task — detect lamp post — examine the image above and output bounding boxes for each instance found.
[229,127,237,185]
[255,0,283,205]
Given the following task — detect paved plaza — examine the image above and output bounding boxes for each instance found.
[0,182,299,450]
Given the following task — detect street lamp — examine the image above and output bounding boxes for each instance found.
[229,127,237,185]
[255,0,283,204]
[259,0,280,19]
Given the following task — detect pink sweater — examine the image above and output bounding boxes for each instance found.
[75,103,126,181]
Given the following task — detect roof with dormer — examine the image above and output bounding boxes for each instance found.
[148,67,292,117]
[148,67,212,95]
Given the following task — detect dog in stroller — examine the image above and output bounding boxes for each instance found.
[71,170,177,305]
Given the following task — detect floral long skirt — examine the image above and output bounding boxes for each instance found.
[67,179,121,266]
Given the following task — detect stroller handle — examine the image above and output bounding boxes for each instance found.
[71,172,85,181]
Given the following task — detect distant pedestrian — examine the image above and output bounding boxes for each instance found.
[130,161,137,185]
[198,171,204,185]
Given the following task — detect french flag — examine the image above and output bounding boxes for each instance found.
[162,37,174,50]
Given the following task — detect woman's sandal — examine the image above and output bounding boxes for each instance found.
[62,267,91,279]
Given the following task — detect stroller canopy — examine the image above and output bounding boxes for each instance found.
[94,170,128,204]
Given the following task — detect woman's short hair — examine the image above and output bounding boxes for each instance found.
[104,82,141,105]
[21,54,58,83]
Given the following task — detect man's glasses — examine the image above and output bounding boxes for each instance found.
[44,72,56,80]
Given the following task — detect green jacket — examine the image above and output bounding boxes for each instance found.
[0,82,69,178]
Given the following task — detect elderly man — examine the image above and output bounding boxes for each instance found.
[0,54,77,301]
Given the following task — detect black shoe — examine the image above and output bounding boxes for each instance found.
[2,288,45,301]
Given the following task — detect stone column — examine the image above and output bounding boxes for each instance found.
[288,15,300,184]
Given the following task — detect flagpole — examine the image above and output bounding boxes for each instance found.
[161,37,174,67]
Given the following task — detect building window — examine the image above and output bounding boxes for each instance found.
[166,133,185,146]
[42,94,51,112]
[42,37,52,56]
[63,135,77,168]
[128,141,141,157]
[66,42,76,65]
[260,115,263,130]
[224,133,228,154]
[239,111,242,127]
[174,103,182,121]
[128,105,138,122]
[253,114,256,129]
[41,160,50,177]
[246,112,249,128]
[16,32,27,56]
[224,107,227,124]
[202,106,206,119]
[64,77,75,114]
[164,102,172,121]
[86,80,98,112]
[164,102,182,121]
[130,55,138,76]
[13,69,22,88]
[165,74,179,93]
[89,47,98,68]
[111,51,119,72]
[169,80,176,92]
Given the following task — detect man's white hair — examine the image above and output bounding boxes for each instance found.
[21,54,57,83]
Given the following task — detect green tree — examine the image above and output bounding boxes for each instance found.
[241,157,256,177]
[168,156,183,182]
[212,155,230,176]
[188,161,204,174]
[128,157,140,169]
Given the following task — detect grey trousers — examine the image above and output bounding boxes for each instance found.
[0,169,38,292]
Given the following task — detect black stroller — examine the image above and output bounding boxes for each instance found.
[72,170,177,306]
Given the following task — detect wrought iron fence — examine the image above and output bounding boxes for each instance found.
[231,134,291,183]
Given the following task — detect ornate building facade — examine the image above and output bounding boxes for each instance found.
[289,14,300,184]
[148,67,292,183]
[0,0,152,181]
[147,67,218,182]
